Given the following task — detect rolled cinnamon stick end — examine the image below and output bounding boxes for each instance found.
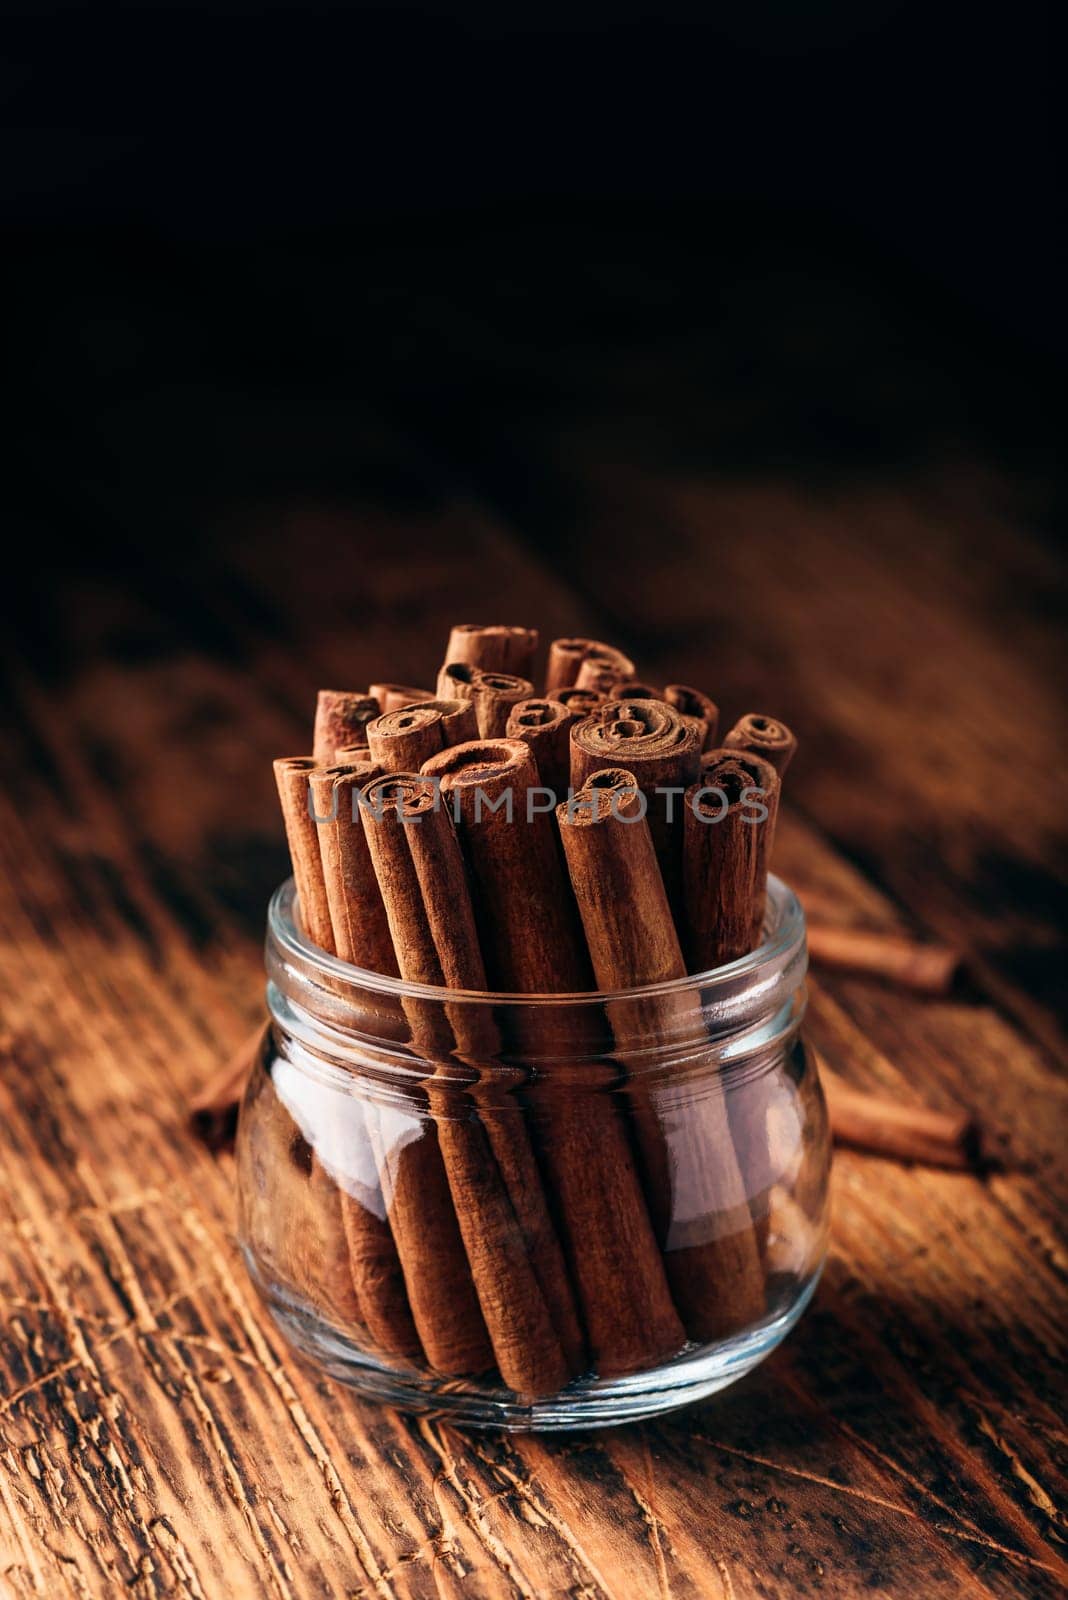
[664,685,720,751]
[504,697,581,798]
[545,638,635,694]
[309,766,398,974]
[313,691,381,765]
[366,699,478,773]
[571,698,702,918]
[724,713,797,776]
[273,757,336,952]
[368,684,434,713]
[575,643,636,694]
[470,672,536,739]
[805,923,961,995]
[361,772,582,1395]
[683,751,781,970]
[444,624,539,678]
[556,686,605,716]
[333,745,378,774]
[822,1067,980,1168]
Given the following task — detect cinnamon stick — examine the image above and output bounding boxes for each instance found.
[421,739,684,1377]
[683,751,781,969]
[313,691,381,764]
[190,1022,266,1150]
[444,624,538,678]
[545,638,635,694]
[309,766,398,974]
[724,713,797,776]
[555,686,605,716]
[273,757,336,951]
[469,672,536,739]
[333,745,378,773]
[304,765,425,1361]
[575,643,636,693]
[368,683,434,713]
[821,1066,980,1168]
[366,699,478,773]
[570,698,702,920]
[504,698,581,798]
[664,685,720,751]
[558,769,765,1340]
[361,771,583,1394]
[805,923,961,994]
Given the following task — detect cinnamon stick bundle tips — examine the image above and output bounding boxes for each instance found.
[504,697,581,797]
[433,666,536,738]
[368,684,434,713]
[313,691,381,764]
[683,750,781,970]
[273,757,337,952]
[664,685,720,751]
[360,771,583,1395]
[444,624,538,678]
[724,713,797,775]
[545,637,636,694]
[805,923,961,995]
[366,699,479,773]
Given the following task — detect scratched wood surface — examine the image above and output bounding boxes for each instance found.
[1,222,1066,1597]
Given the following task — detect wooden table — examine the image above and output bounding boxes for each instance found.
[1,226,1065,1596]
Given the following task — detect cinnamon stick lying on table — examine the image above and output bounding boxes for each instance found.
[444,624,538,678]
[821,1066,981,1168]
[190,1022,268,1151]
[313,691,381,764]
[663,685,720,751]
[724,713,797,776]
[368,683,434,713]
[805,923,961,995]
[504,697,581,798]
[366,699,478,772]
[273,757,337,951]
[558,768,765,1340]
[683,751,781,969]
[361,771,582,1394]
[571,698,702,921]
[421,738,684,1377]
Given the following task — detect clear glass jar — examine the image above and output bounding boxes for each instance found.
[237,875,829,1431]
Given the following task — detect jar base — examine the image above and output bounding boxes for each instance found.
[245,1251,822,1432]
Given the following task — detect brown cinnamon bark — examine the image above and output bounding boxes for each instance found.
[366,700,478,772]
[444,624,538,677]
[558,769,765,1341]
[435,661,477,701]
[313,691,381,764]
[421,739,684,1376]
[664,685,720,751]
[304,766,425,1361]
[545,638,635,694]
[570,699,702,921]
[724,713,797,775]
[368,684,434,713]
[273,757,336,951]
[469,672,536,738]
[504,698,581,799]
[332,745,378,773]
[309,766,398,975]
[822,1066,981,1168]
[805,923,961,994]
[683,751,781,969]
[361,772,583,1394]
[555,686,605,716]
[574,644,636,693]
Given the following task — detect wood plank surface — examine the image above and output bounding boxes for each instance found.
[1,224,1065,1597]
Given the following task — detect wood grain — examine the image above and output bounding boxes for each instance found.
[0,435,1065,1598]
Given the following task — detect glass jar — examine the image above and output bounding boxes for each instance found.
[237,875,829,1431]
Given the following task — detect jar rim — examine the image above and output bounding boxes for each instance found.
[267,873,806,1010]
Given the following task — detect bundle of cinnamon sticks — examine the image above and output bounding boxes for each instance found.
[232,624,959,1397]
